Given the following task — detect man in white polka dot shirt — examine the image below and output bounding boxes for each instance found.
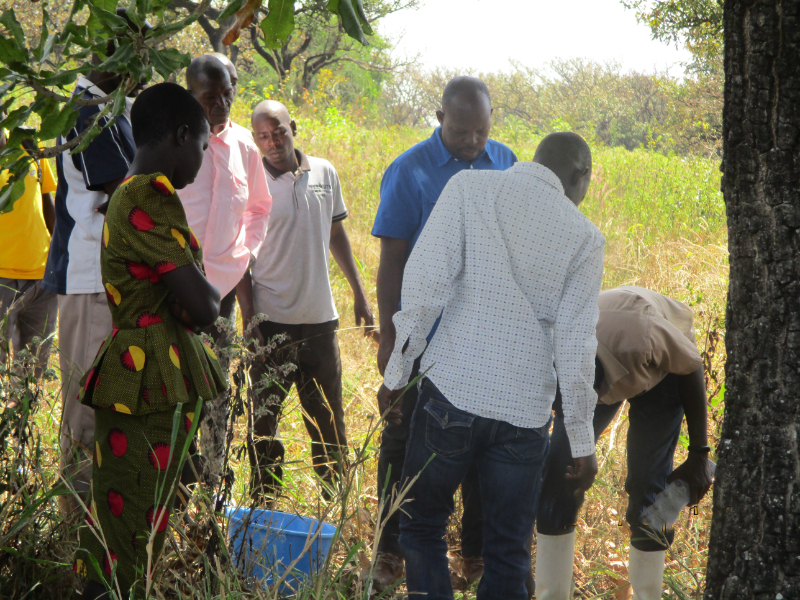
[378,132,605,600]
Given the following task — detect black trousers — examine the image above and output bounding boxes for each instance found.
[537,374,685,551]
[247,319,347,500]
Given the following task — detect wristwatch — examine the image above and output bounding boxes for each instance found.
[687,445,711,454]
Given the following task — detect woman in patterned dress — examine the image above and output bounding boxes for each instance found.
[73,83,226,600]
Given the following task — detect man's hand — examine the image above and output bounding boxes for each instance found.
[667,452,712,506]
[565,453,598,497]
[354,293,375,337]
[377,384,403,425]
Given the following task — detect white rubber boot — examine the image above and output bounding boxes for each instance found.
[534,532,575,600]
[628,548,666,600]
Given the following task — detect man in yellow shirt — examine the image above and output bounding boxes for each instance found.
[0,128,58,379]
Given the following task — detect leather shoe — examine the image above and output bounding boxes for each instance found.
[372,551,405,591]
[463,555,485,586]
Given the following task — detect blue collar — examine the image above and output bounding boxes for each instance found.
[430,127,496,168]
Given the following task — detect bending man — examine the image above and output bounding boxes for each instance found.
[535,286,713,600]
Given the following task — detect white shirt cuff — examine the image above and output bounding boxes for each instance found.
[565,420,596,459]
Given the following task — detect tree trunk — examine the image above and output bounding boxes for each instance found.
[704,1,800,598]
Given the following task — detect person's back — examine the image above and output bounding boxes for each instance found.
[415,163,603,419]
[0,138,58,379]
[380,131,603,600]
[371,78,516,589]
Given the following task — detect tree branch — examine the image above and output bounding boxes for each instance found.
[149,0,213,46]
[249,25,282,76]
[28,107,110,160]
[169,0,220,21]
[197,14,220,38]
[26,76,139,107]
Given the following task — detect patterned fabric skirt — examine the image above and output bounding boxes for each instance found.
[74,402,199,598]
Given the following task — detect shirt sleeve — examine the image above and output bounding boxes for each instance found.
[125,185,195,272]
[242,144,272,260]
[649,315,703,375]
[371,161,422,240]
[39,158,57,194]
[554,233,605,459]
[331,167,347,222]
[383,176,465,390]
[75,110,132,192]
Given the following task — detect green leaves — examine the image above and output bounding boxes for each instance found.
[38,98,79,141]
[90,5,131,34]
[85,0,119,36]
[0,142,34,215]
[218,0,246,21]
[94,40,136,72]
[0,9,26,52]
[261,0,295,49]
[148,48,191,80]
[327,0,372,45]
[0,172,28,215]
[0,10,29,64]
[252,0,374,54]
[33,8,58,65]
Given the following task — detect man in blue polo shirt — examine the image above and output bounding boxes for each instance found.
[371,76,517,590]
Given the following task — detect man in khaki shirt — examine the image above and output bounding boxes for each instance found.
[534,287,713,600]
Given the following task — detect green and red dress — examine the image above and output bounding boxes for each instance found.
[73,174,226,597]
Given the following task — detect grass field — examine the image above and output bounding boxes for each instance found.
[0,107,728,599]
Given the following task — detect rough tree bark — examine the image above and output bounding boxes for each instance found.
[704,1,800,598]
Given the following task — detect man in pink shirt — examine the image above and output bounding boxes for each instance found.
[183,54,272,484]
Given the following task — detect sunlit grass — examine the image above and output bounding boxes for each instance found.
[1,108,728,598]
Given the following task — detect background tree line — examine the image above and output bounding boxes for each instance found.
[4,0,723,159]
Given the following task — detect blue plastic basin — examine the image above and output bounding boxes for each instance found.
[226,507,337,592]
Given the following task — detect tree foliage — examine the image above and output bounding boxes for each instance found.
[381,60,722,156]
[621,0,723,71]
[166,0,416,97]
[0,0,381,213]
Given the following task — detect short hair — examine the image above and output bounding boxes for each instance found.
[209,52,237,81]
[442,76,491,109]
[533,132,592,172]
[186,55,230,91]
[251,99,292,127]
[130,82,208,148]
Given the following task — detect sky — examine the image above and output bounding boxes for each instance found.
[378,0,692,76]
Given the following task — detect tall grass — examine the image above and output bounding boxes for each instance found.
[1,105,728,598]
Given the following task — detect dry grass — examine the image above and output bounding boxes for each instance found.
[267,113,729,598]
[1,107,729,599]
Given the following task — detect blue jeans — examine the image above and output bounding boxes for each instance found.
[376,359,484,556]
[399,379,551,600]
[536,373,684,551]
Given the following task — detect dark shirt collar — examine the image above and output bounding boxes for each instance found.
[430,126,495,168]
[262,147,311,180]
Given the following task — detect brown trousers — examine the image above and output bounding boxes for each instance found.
[57,292,113,517]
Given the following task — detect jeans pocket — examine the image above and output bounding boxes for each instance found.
[423,399,474,458]
[504,422,549,462]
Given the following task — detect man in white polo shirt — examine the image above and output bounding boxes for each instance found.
[245,100,373,502]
